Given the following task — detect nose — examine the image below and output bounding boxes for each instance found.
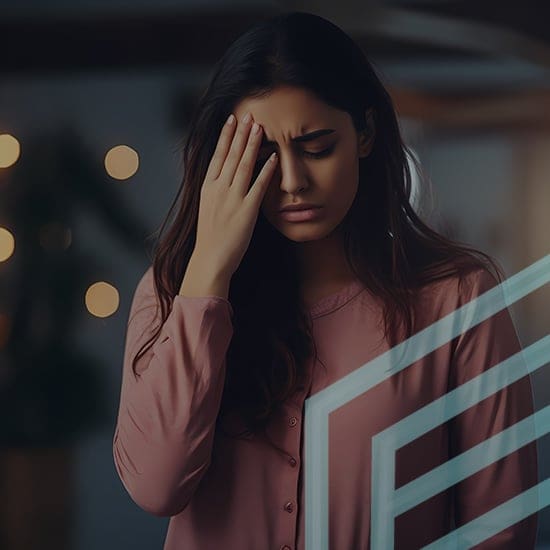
[275,152,310,195]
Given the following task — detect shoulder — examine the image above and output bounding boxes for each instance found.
[456,266,502,305]
[422,263,499,298]
[136,264,155,295]
[414,264,502,324]
[127,264,160,326]
[131,264,160,306]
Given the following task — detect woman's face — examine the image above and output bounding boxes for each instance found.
[233,86,374,243]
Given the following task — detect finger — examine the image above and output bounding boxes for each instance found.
[204,114,237,183]
[245,151,278,208]
[217,114,253,186]
[231,121,264,196]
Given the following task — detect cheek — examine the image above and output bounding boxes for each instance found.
[259,200,269,219]
[260,192,279,226]
[260,185,275,211]
[325,157,359,200]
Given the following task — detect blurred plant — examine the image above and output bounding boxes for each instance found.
[0,125,149,447]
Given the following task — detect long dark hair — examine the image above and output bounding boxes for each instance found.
[133,11,503,447]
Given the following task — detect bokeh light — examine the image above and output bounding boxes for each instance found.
[39,221,72,252]
[0,227,15,262]
[104,144,139,180]
[85,281,120,318]
[0,134,21,168]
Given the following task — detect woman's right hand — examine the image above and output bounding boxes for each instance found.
[193,111,278,279]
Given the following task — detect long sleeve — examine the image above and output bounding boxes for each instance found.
[112,266,234,517]
[448,268,539,548]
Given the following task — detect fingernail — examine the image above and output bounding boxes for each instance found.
[226,114,235,125]
[243,112,251,123]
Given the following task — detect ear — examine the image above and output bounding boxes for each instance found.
[358,107,375,158]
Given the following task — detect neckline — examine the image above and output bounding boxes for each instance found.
[306,278,365,319]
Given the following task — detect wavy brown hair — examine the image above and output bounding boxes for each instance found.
[132,11,503,448]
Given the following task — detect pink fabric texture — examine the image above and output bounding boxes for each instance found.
[113,265,538,549]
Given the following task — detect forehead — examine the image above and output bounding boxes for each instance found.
[233,86,342,129]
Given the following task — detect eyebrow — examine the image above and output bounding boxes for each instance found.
[260,128,336,147]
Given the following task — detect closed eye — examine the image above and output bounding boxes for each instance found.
[255,145,334,167]
[303,146,334,159]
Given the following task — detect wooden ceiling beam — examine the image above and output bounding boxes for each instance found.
[390,86,550,131]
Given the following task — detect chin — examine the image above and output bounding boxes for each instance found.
[274,222,336,243]
[284,233,322,243]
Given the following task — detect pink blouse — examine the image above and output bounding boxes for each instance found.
[113,265,538,549]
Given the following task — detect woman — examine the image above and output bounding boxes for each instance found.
[112,11,538,549]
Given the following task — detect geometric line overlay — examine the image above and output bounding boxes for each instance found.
[304,254,550,550]
[372,339,549,548]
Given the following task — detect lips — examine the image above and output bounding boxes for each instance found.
[278,207,323,222]
[279,203,321,212]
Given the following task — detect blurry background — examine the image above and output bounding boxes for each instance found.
[0,0,548,548]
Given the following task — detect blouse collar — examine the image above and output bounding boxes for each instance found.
[307,278,365,319]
